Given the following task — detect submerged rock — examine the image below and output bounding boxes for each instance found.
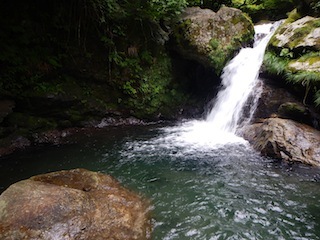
[242,118,320,166]
[0,168,151,240]
[171,6,254,74]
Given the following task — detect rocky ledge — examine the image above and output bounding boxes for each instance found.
[0,168,152,240]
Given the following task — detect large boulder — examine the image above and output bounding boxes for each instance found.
[263,14,320,107]
[171,6,254,74]
[242,118,320,166]
[0,169,151,240]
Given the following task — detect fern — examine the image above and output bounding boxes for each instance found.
[263,52,288,75]
[315,90,320,107]
[286,71,320,105]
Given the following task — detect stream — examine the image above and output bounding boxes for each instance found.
[1,23,320,239]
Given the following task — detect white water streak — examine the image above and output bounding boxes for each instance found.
[205,22,279,133]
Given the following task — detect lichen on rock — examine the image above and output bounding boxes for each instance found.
[264,14,320,106]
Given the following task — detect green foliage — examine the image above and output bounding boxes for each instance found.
[279,48,293,58]
[314,90,320,106]
[149,0,188,20]
[286,71,320,85]
[264,52,289,75]
[231,0,297,21]
[118,52,187,117]
[286,8,302,23]
[189,0,232,11]
[264,50,320,106]
[286,71,320,104]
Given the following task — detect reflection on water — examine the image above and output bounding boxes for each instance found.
[1,124,320,239]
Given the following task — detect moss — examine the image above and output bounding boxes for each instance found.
[278,102,309,123]
[289,27,311,49]
[278,102,306,115]
[118,52,188,119]
[286,9,302,23]
[209,39,220,50]
[209,48,228,74]
[292,52,320,66]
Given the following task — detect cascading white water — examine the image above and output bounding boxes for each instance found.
[205,22,280,133]
[147,22,281,148]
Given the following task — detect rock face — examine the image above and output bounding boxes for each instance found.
[252,79,320,128]
[0,169,151,240]
[171,6,254,74]
[263,14,320,107]
[271,16,320,51]
[242,118,320,166]
[265,16,320,73]
[271,15,320,72]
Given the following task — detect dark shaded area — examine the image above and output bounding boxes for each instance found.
[170,51,222,116]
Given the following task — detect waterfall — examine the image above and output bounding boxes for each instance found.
[152,22,282,148]
[205,22,280,134]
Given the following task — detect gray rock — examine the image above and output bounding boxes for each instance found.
[272,16,320,50]
[242,118,320,166]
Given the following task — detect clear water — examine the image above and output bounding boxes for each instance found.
[1,124,320,240]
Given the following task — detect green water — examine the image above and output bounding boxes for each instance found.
[1,123,320,240]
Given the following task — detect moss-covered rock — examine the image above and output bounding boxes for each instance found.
[270,16,320,50]
[171,6,254,75]
[264,14,320,106]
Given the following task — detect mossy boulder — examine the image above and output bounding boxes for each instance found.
[264,14,320,106]
[271,16,320,51]
[171,6,254,74]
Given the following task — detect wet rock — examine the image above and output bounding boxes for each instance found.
[32,129,73,145]
[171,6,254,74]
[253,80,320,128]
[242,118,320,166]
[0,169,152,240]
[0,136,31,157]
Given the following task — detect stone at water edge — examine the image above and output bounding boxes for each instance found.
[241,118,320,166]
[0,168,152,240]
